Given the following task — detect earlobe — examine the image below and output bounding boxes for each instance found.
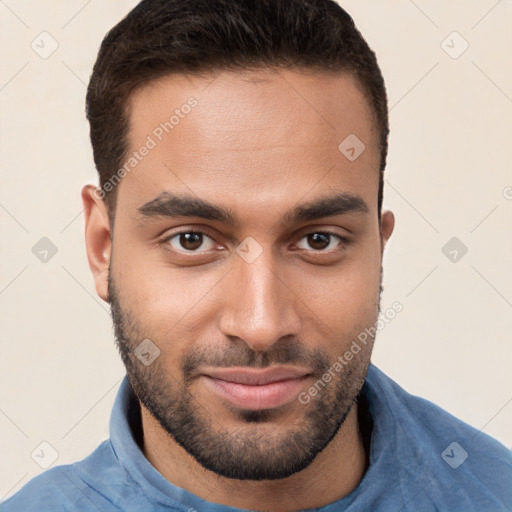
[82,185,112,302]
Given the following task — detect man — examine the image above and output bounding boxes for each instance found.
[2,0,510,510]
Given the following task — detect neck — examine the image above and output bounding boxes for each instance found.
[140,401,369,511]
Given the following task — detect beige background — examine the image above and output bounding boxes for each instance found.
[1,0,511,501]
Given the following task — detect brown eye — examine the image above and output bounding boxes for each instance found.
[166,231,216,252]
[295,232,344,252]
[307,233,329,250]
[179,233,203,251]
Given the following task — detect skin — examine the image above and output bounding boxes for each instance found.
[82,68,394,511]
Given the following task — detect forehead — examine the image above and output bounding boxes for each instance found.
[117,68,380,222]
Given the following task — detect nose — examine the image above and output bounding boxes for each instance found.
[218,248,301,353]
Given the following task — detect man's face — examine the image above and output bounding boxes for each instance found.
[104,68,393,480]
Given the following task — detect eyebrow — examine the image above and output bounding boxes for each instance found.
[137,191,369,226]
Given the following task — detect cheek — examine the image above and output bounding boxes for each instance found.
[113,251,224,351]
[286,241,381,328]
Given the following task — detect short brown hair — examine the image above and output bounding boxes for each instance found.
[86,0,388,217]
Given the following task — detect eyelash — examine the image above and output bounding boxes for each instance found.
[161,229,349,255]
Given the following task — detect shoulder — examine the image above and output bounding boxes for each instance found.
[366,364,512,509]
[0,441,123,512]
[1,465,78,512]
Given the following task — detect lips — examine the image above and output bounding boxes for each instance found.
[202,366,309,385]
[200,366,311,410]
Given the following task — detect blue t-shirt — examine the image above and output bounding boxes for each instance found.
[2,363,511,511]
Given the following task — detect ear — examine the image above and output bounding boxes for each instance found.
[82,185,111,302]
[379,209,395,256]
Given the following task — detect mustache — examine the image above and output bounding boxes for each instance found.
[182,337,330,380]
